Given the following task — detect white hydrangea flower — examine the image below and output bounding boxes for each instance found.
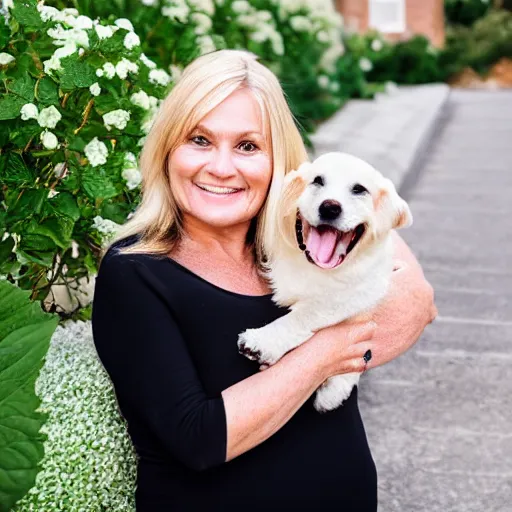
[169,64,182,81]
[320,41,345,74]
[37,5,60,22]
[93,216,121,238]
[330,81,340,93]
[140,53,157,69]
[124,32,140,50]
[371,39,383,52]
[197,35,216,55]
[74,15,93,29]
[103,109,131,131]
[189,0,215,16]
[317,30,329,43]
[122,167,142,190]
[290,16,312,32]
[0,52,15,65]
[142,0,158,5]
[40,131,59,150]
[89,82,101,96]
[115,18,134,32]
[94,24,117,40]
[20,103,39,121]
[95,69,104,78]
[84,137,108,167]
[78,48,85,56]
[130,90,151,110]
[101,62,116,79]
[13,322,137,510]
[359,57,373,72]
[53,42,77,61]
[317,75,329,89]
[232,0,250,14]
[270,32,284,56]
[43,55,61,73]
[162,2,190,23]
[115,58,139,79]
[149,69,171,86]
[38,106,62,129]
[47,25,89,49]
[191,12,212,35]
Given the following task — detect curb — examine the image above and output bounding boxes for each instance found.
[308,84,452,191]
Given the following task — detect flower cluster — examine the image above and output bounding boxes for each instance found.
[0,0,171,310]
[12,321,138,512]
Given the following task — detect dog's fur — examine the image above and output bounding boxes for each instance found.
[238,152,412,412]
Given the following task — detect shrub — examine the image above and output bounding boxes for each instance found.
[12,321,137,512]
[440,8,512,76]
[445,0,492,27]
[0,0,172,318]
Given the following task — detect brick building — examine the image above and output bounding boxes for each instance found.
[335,0,445,47]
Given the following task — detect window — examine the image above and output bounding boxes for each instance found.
[368,0,406,33]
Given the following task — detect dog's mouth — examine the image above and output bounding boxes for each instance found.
[296,215,366,269]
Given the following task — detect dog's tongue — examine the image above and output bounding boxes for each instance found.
[306,227,339,266]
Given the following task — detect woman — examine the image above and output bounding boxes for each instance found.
[92,50,436,511]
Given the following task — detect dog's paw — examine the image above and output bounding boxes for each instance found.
[237,329,283,366]
[313,374,359,413]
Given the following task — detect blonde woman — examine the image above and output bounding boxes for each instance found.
[92,50,436,511]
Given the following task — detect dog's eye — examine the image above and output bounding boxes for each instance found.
[313,176,324,186]
[352,184,368,195]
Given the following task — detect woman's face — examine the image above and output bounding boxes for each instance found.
[169,88,272,232]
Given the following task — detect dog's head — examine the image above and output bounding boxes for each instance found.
[276,152,412,269]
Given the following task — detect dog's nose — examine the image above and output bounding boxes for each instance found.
[319,200,342,221]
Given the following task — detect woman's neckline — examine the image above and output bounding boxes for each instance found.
[164,254,274,301]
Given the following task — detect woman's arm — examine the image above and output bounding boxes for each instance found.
[222,322,374,462]
[365,230,437,370]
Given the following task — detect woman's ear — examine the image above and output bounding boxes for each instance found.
[375,178,413,232]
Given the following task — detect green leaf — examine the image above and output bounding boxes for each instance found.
[0,280,58,512]
[0,236,15,263]
[25,216,75,249]
[10,0,44,29]
[18,233,56,252]
[59,56,97,90]
[0,96,25,121]
[0,17,10,50]
[0,154,35,187]
[48,192,80,222]
[82,167,118,200]
[35,78,59,106]
[12,75,35,102]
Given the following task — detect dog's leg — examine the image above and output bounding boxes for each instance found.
[238,309,317,366]
[313,373,361,413]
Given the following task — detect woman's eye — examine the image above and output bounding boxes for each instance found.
[191,136,209,147]
[238,141,258,152]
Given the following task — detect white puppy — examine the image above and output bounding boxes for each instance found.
[238,152,412,413]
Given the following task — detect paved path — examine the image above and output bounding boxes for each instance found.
[359,90,512,512]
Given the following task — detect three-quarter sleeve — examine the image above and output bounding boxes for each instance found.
[91,251,227,472]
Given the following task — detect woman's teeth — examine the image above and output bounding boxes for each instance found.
[196,184,241,194]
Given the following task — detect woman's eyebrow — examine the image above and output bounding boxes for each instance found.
[194,124,263,140]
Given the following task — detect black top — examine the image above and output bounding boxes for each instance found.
[91,235,377,511]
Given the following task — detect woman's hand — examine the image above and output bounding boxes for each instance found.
[303,319,377,381]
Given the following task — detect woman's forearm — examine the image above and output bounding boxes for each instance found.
[367,231,437,369]
[222,340,326,462]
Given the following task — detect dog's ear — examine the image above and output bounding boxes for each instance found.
[375,178,413,232]
[276,169,308,249]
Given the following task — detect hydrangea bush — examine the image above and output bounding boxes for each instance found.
[0,0,172,317]
[12,321,138,512]
[49,0,361,133]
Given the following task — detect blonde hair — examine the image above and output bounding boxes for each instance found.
[102,49,309,266]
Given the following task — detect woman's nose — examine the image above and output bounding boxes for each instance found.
[207,147,237,178]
